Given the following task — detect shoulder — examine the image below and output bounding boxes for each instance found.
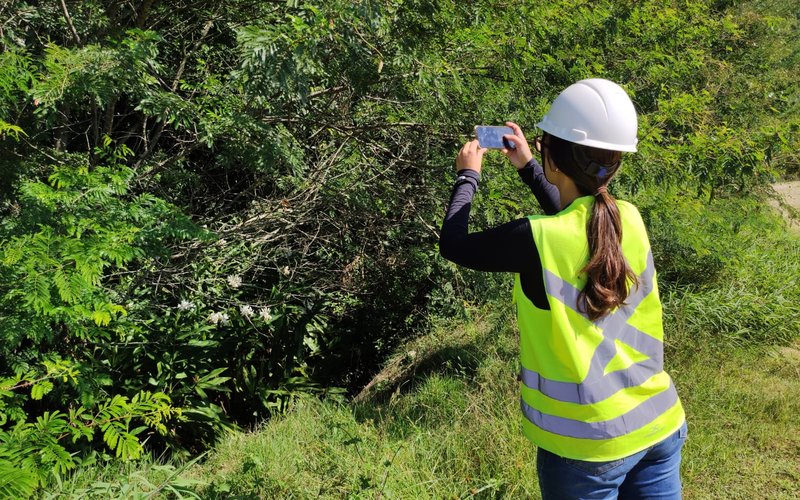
[615,199,637,212]
[615,199,646,227]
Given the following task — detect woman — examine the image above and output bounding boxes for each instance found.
[439,79,687,499]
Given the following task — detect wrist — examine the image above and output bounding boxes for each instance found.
[456,169,481,181]
[515,156,534,170]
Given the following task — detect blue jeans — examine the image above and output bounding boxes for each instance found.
[537,421,688,500]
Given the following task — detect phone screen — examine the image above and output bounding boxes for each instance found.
[475,126,515,149]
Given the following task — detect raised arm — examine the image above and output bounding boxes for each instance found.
[438,140,540,274]
[438,139,549,309]
[517,158,560,215]
[438,168,538,272]
[501,121,560,215]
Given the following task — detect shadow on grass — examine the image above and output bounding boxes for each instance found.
[350,310,515,438]
[350,343,485,438]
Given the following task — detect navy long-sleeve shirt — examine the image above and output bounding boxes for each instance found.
[439,158,561,309]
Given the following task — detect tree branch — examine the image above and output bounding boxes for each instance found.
[60,0,82,45]
[171,16,215,91]
[133,14,217,169]
[135,0,158,29]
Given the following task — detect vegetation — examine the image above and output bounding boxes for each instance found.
[39,196,800,498]
[0,0,797,497]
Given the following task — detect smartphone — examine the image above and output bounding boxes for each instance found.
[475,125,516,150]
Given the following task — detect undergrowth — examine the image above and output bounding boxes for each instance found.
[40,193,800,498]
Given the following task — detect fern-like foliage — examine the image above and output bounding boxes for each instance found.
[0,460,38,499]
[0,136,191,497]
[2,147,144,324]
[0,382,176,496]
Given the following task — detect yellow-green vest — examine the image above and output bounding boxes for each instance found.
[514,196,685,462]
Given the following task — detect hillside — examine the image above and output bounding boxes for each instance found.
[50,306,800,498]
[45,191,800,498]
[175,311,800,499]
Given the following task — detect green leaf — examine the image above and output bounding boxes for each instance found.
[30,381,54,400]
[0,461,38,499]
[91,309,112,326]
[0,119,26,140]
[116,432,142,460]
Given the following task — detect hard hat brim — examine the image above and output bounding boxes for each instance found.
[536,119,638,153]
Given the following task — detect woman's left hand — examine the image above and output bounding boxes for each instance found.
[501,121,533,170]
[456,139,487,174]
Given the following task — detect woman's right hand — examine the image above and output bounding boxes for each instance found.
[456,139,487,174]
[501,121,534,170]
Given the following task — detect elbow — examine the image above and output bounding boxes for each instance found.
[439,233,459,264]
[439,236,454,262]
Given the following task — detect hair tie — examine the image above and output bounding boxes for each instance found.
[594,185,608,197]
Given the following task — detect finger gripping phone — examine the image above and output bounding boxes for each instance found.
[475,125,516,149]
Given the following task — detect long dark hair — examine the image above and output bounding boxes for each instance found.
[546,133,637,320]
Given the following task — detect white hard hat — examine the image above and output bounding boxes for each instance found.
[536,78,638,152]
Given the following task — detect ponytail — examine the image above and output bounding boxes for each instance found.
[578,188,638,321]
[545,134,635,320]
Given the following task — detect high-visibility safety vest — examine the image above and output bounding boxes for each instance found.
[514,196,685,462]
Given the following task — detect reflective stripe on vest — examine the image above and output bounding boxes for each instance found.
[520,251,663,405]
[521,381,678,440]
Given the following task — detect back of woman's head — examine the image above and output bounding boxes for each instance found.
[546,134,636,321]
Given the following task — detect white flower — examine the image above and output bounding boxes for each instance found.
[177,299,194,311]
[280,266,290,276]
[227,275,242,288]
[259,307,273,322]
[240,305,255,318]
[208,311,230,326]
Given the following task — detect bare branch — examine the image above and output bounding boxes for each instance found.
[135,0,158,29]
[171,16,216,92]
[59,0,82,45]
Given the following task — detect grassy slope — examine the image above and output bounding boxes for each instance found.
[181,310,800,498]
[38,0,800,491]
[50,199,792,499]
[177,196,799,499]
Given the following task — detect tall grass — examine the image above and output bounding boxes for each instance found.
[184,310,543,498]
[659,193,800,351]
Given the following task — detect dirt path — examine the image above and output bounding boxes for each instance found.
[771,181,800,233]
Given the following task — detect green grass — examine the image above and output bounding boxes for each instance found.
[176,314,799,499]
[44,197,800,499]
[38,456,205,499]
[50,324,798,498]
[186,309,542,498]
[678,344,800,499]
[177,318,800,499]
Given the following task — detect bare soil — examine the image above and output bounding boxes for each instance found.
[771,181,800,232]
